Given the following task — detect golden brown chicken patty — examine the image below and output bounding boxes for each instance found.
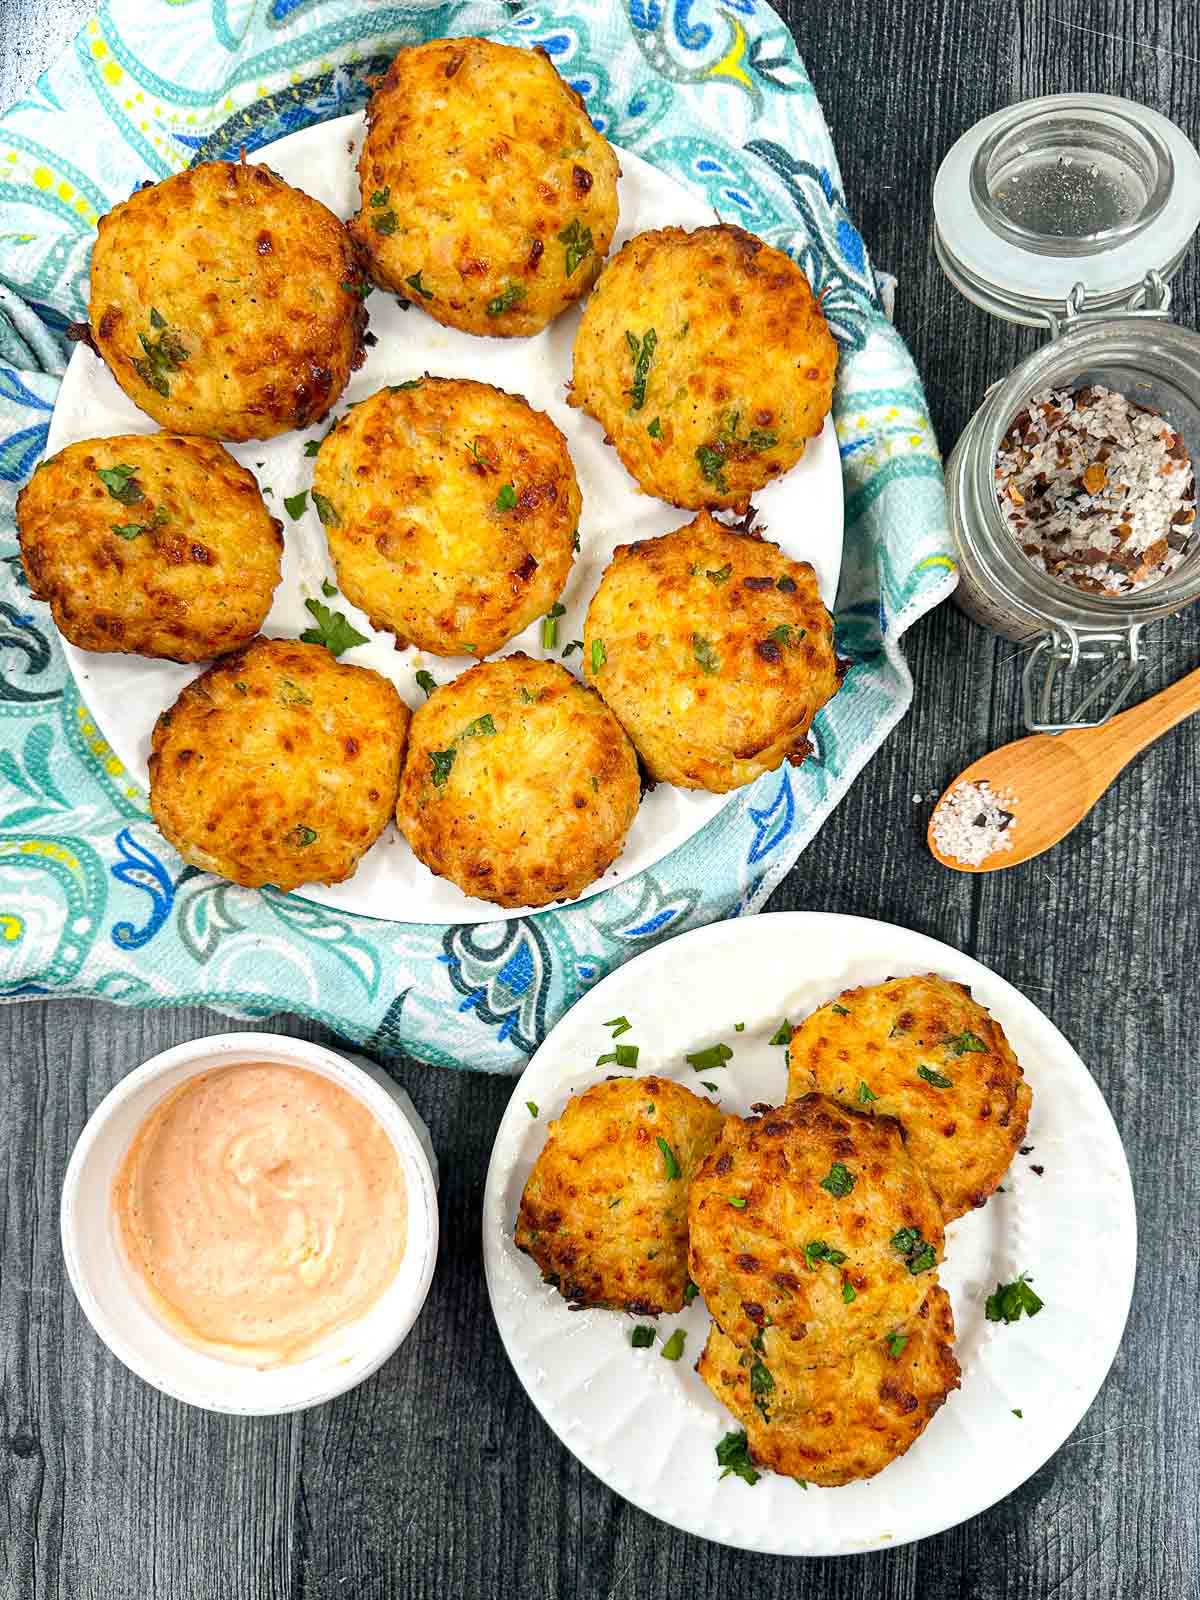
[312,378,580,656]
[149,637,408,890]
[582,514,840,792]
[515,1076,725,1314]
[688,1095,944,1367]
[17,433,282,661]
[86,161,368,440]
[698,1286,961,1487]
[350,38,620,336]
[786,974,1033,1223]
[395,654,639,908]
[569,224,837,511]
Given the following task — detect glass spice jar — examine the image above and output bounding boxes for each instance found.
[934,93,1200,730]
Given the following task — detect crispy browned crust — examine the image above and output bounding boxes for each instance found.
[515,1076,725,1313]
[313,378,579,656]
[350,37,620,336]
[88,161,368,440]
[697,1286,961,1487]
[17,433,282,661]
[569,223,837,511]
[394,653,640,908]
[787,974,1034,1222]
[688,1094,945,1366]
[582,513,839,791]
[149,637,408,890]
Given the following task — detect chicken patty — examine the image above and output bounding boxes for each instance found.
[395,654,640,908]
[149,637,408,890]
[582,513,840,791]
[786,974,1033,1222]
[350,38,620,336]
[86,160,368,440]
[569,224,837,511]
[312,378,579,656]
[688,1095,945,1366]
[17,433,282,661]
[515,1076,725,1314]
[698,1286,961,1487]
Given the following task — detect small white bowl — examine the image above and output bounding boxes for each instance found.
[61,1031,439,1415]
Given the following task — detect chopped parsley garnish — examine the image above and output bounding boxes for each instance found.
[701,1082,719,1093]
[429,748,456,787]
[415,669,437,698]
[683,1279,700,1305]
[819,1162,856,1198]
[486,283,527,317]
[660,1329,686,1362]
[832,1003,851,1016]
[321,578,338,597]
[887,1331,908,1359]
[726,1196,748,1209]
[890,1227,937,1275]
[749,1356,774,1420]
[370,187,391,207]
[526,1100,538,1118]
[590,638,606,675]
[459,714,497,740]
[631,1325,655,1349]
[647,416,662,438]
[300,598,368,657]
[558,218,593,277]
[304,440,321,457]
[133,314,188,396]
[284,824,317,848]
[857,1081,878,1104]
[944,1029,988,1055]
[917,1065,954,1089]
[695,443,728,491]
[769,1021,792,1047]
[842,1280,857,1304]
[692,633,720,675]
[656,1137,681,1180]
[371,209,398,236]
[561,639,583,658]
[696,410,779,493]
[111,506,169,540]
[496,482,518,512]
[277,678,311,706]
[686,1042,733,1072]
[624,327,657,411]
[1012,1409,1024,1419]
[716,1430,760,1486]
[605,1016,632,1038]
[405,270,434,300]
[311,491,340,528]
[804,1239,848,1271]
[284,490,308,520]
[768,624,806,650]
[596,1043,639,1069]
[542,601,566,650]
[97,463,144,505]
[985,1273,1044,1324]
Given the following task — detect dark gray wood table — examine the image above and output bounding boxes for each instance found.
[2,4,1196,1596]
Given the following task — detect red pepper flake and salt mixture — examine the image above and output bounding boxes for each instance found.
[931,779,1015,868]
[995,385,1195,594]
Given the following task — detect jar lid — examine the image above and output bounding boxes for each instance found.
[934,93,1200,328]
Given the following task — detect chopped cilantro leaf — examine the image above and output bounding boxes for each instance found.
[944,1030,988,1055]
[749,1356,774,1420]
[842,1280,857,1304]
[692,633,720,675]
[415,669,437,698]
[561,639,583,658]
[716,1430,760,1486]
[459,713,496,740]
[372,210,398,236]
[304,440,321,457]
[769,623,806,649]
[769,1021,792,1047]
[701,1082,719,1093]
[300,597,368,658]
[97,464,144,505]
[429,748,456,787]
[284,824,317,848]
[486,284,527,317]
[1012,1409,1024,1419]
[284,490,308,520]
[311,491,340,527]
[496,482,518,511]
[625,327,657,410]
[819,1163,856,1199]
[558,218,594,277]
[857,1081,879,1104]
[832,1003,851,1016]
[370,187,391,208]
[887,1331,908,1359]
[686,1042,732,1072]
[656,1137,681,1180]
[321,578,338,597]
[890,1227,937,1275]
[647,416,662,438]
[918,1065,954,1089]
[804,1239,848,1271]
[405,270,434,300]
[985,1273,1044,1324]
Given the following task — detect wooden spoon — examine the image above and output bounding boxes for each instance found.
[928,665,1200,872]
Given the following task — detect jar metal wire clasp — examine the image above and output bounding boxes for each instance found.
[1043,270,1173,338]
[1021,625,1145,732]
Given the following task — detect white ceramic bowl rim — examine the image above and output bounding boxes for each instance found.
[61,1031,439,1415]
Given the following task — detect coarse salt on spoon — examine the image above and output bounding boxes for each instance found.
[928,664,1200,872]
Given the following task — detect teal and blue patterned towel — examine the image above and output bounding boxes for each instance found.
[0,1,953,1073]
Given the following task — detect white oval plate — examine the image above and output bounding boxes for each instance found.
[482,912,1136,1556]
[49,112,843,925]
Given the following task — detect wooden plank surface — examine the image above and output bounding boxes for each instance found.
[1,2,1198,1596]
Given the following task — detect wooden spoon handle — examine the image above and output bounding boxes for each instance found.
[1071,663,1200,778]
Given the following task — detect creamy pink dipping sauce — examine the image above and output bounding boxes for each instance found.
[113,1062,407,1368]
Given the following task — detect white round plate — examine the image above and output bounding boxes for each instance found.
[482,912,1136,1557]
[49,112,843,925]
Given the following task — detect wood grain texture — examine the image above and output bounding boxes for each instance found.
[1,2,1198,1596]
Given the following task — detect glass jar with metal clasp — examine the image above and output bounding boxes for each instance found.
[934,92,1200,731]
